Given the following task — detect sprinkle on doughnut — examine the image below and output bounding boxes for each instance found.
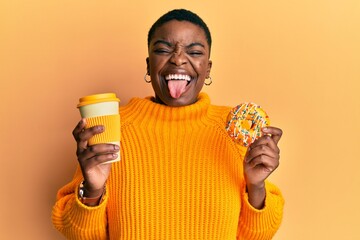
[225,103,270,147]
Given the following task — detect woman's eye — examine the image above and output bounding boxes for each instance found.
[154,49,171,54]
[188,51,203,56]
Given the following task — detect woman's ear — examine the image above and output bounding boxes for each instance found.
[206,60,212,77]
[146,57,150,74]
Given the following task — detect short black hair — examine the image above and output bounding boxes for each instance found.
[147,9,212,52]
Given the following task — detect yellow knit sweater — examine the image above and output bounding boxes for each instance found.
[52,93,284,240]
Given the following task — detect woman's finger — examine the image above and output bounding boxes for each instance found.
[77,125,104,142]
[246,154,279,172]
[72,119,86,141]
[246,144,277,163]
[262,126,283,144]
[247,135,279,156]
[83,152,119,167]
[75,123,105,156]
[78,125,104,151]
[79,144,119,163]
[254,135,280,154]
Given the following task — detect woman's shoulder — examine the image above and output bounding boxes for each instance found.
[118,97,149,126]
[208,102,232,123]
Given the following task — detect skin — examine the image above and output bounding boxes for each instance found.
[146,20,212,107]
[244,127,282,209]
[72,20,283,209]
[72,120,118,206]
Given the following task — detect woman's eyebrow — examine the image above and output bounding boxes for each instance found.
[153,40,172,47]
[187,42,205,48]
[153,40,205,49]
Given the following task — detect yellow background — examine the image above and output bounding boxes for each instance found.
[1,0,359,239]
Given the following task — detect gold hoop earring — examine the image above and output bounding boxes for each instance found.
[204,76,212,86]
[144,73,151,83]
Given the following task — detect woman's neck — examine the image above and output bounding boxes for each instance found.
[121,92,211,123]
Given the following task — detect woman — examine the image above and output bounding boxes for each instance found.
[52,9,284,239]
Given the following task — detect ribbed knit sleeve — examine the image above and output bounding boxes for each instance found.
[51,167,109,240]
[237,181,284,239]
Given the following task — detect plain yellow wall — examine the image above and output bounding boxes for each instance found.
[1,0,359,239]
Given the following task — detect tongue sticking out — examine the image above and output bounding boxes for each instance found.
[168,80,188,99]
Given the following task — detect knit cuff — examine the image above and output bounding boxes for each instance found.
[53,185,109,239]
[70,184,109,228]
[238,181,284,238]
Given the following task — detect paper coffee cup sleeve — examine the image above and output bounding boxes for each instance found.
[86,114,121,145]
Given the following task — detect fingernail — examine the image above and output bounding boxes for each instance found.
[114,145,119,150]
[262,127,268,132]
[98,126,104,131]
[113,153,118,158]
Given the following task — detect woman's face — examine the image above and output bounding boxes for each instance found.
[147,20,212,107]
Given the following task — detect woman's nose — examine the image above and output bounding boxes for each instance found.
[170,50,187,66]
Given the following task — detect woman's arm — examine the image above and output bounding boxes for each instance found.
[52,166,109,240]
[237,181,284,239]
[237,126,285,239]
[52,119,118,239]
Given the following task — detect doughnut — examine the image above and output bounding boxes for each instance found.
[225,103,270,147]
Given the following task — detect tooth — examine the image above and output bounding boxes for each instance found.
[165,74,191,81]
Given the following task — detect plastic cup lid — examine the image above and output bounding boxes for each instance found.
[77,93,120,108]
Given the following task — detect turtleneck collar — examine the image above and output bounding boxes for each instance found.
[121,92,211,122]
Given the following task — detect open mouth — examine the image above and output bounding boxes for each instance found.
[164,74,193,98]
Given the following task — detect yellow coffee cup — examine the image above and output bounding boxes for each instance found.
[77,93,121,163]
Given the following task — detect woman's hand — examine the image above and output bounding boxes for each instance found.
[243,126,282,209]
[72,119,119,198]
